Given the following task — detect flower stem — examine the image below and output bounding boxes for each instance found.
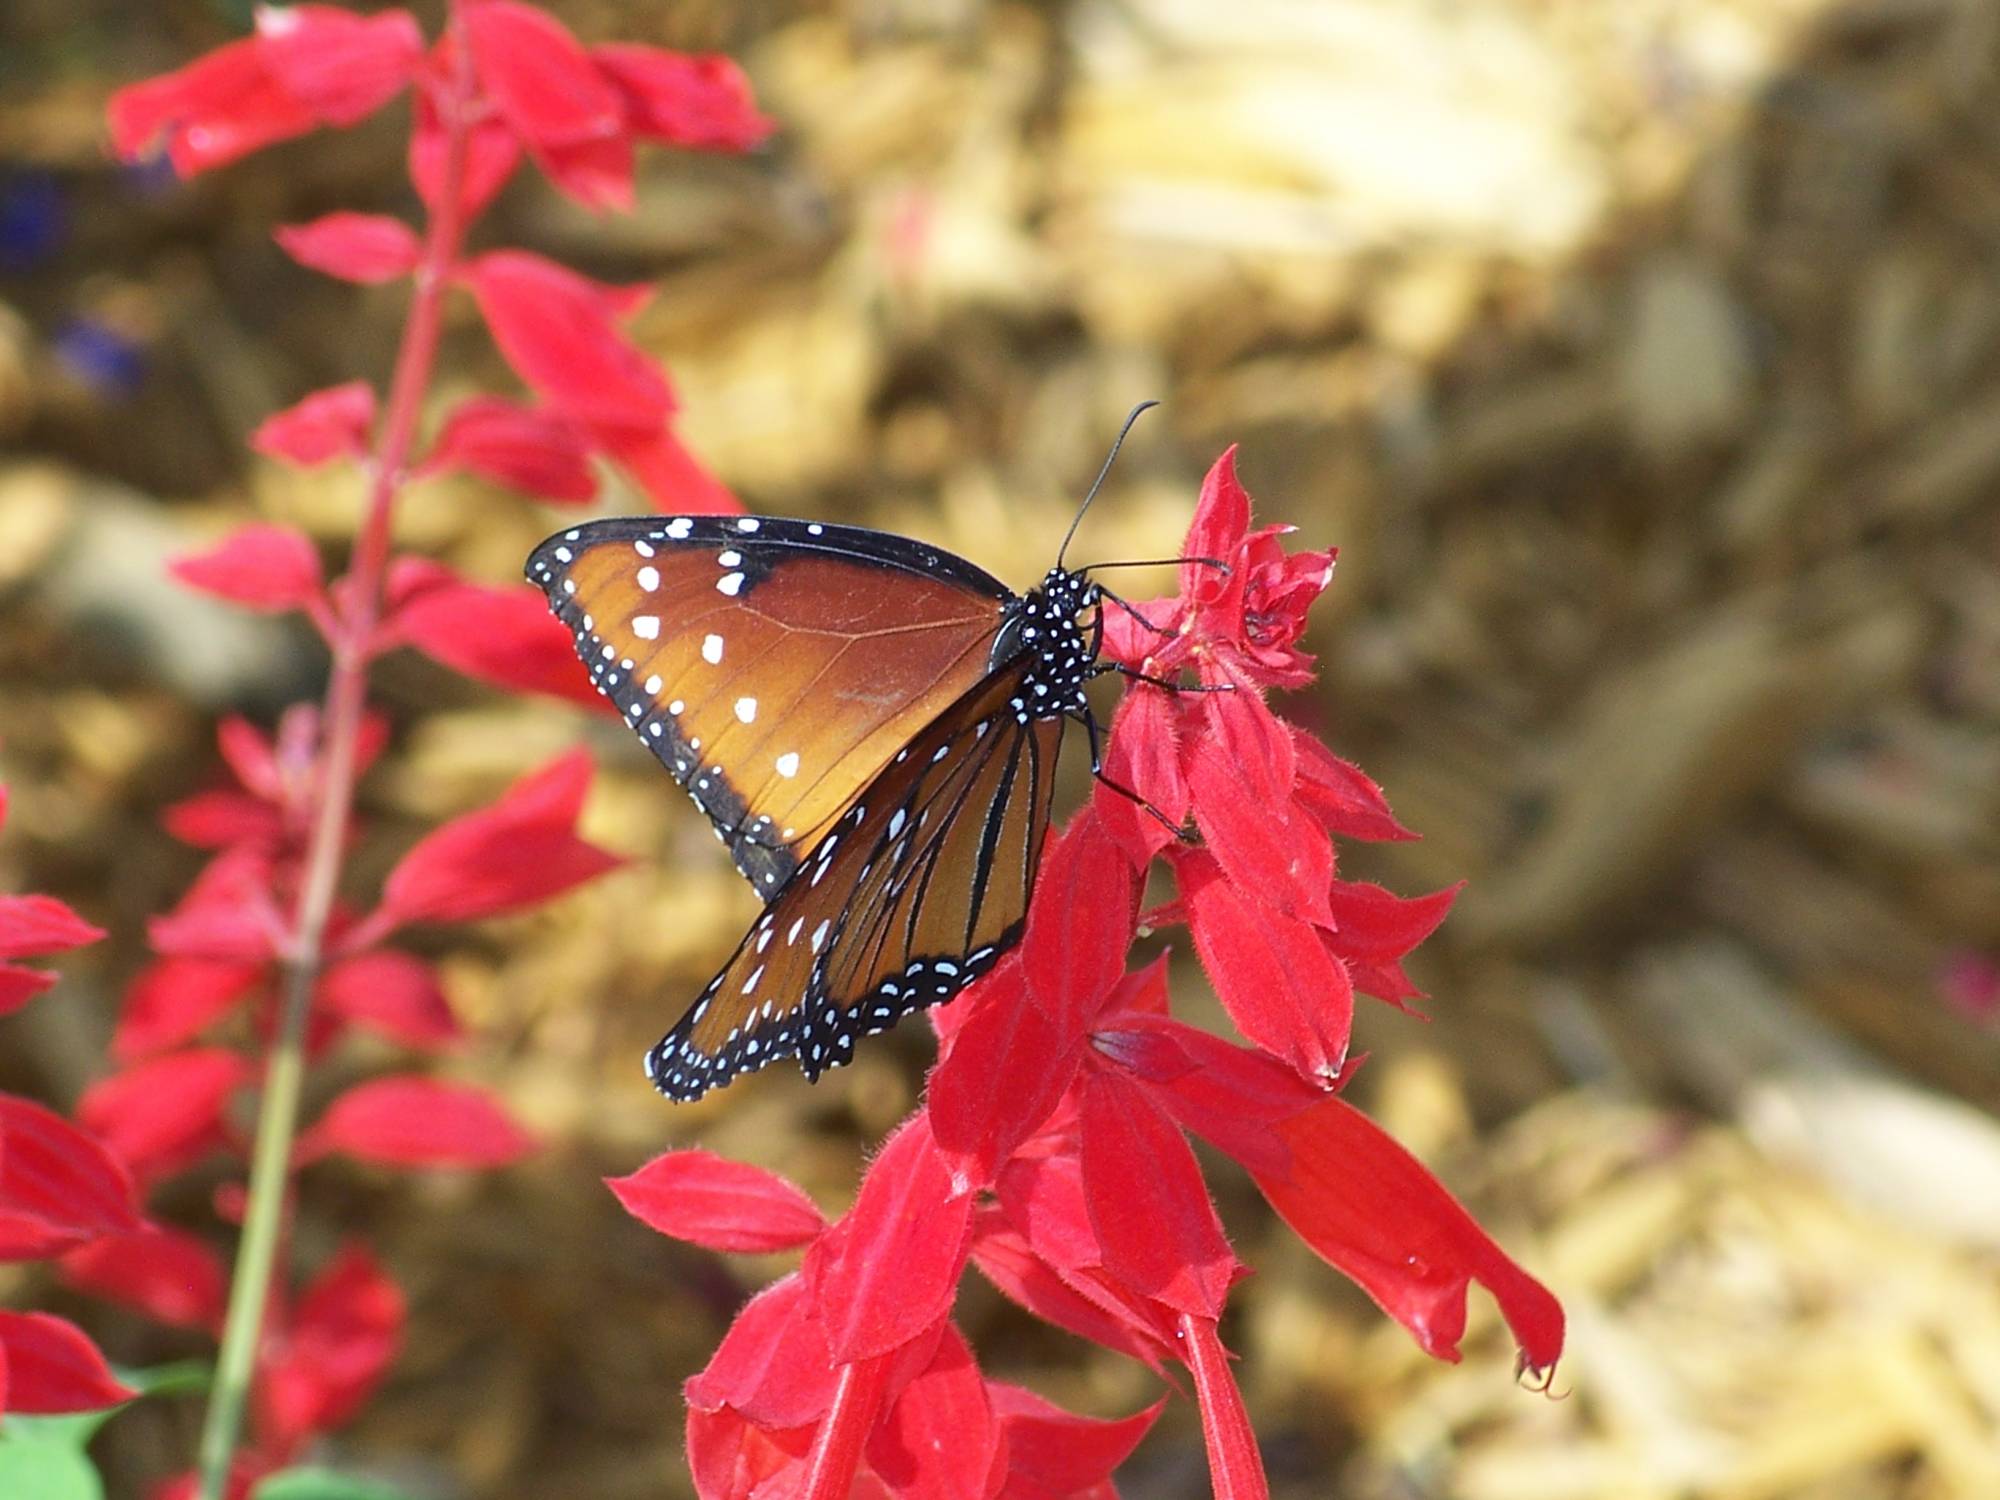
[194,38,475,1499]
[800,1354,893,1500]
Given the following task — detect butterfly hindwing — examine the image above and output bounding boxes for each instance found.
[644,659,1064,1100]
[527,515,1012,898]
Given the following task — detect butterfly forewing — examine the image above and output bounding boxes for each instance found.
[645,659,1063,1100]
[527,516,1011,897]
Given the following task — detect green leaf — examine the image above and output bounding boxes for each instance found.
[253,1467,423,1500]
[0,1431,104,1500]
[115,1360,211,1400]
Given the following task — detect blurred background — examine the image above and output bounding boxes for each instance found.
[4,0,2000,1495]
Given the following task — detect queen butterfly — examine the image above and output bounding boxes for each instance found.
[526,413,1186,1101]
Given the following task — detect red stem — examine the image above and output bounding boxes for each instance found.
[1183,1313,1269,1500]
[800,1354,894,1500]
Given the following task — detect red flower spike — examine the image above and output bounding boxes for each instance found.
[1021,811,1137,1036]
[273,212,421,284]
[1183,729,1334,929]
[804,1115,971,1364]
[421,395,597,502]
[60,1225,228,1333]
[0,965,57,1017]
[1077,1071,1239,1320]
[169,523,326,611]
[989,1384,1163,1500]
[464,251,674,431]
[384,561,607,706]
[1178,853,1352,1081]
[1180,1314,1268,1500]
[113,956,266,1060]
[315,949,463,1050]
[928,962,1079,1192]
[609,1150,826,1253]
[0,1310,135,1415]
[0,1095,143,1260]
[251,380,377,468]
[257,1243,405,1452]
[685,1275,839,1431]
[107,38,317,176]
[0,894,105,961]
[296,1076,537,1169]
[592,46,775,152]
[77,1048,251,1184]
[1252,1093,1564,1374]
[376,749,621,925]
[252,5,423,127]
[863,1325,999,1500]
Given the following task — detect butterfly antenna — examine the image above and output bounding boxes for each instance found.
[1057,400,1159,570]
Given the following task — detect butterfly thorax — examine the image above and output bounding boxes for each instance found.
[991,567,1099,725]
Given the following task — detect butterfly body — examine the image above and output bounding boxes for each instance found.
[527,515,1106,1100]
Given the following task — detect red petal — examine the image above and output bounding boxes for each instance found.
[1092,686,1188,866]
[273,212,421,284]
[77,1048,251,1182]
[592,423,740,515]
[608,1149,825,1253]
[250,380,376,467]
[377,750,621,924]
[989,1383,1162,1500]
[170,522,325,610]
[866,1325,998,1500]
[146,847,284,962]
[297,1076,537,1168]
[531,131,636,212]
[1021,810,1138,1036]
[1252,1094,1565,1374]
[106,38,316,176]
[685,1406,814,1500]
[684,1274,838,1430]
[160,790,284,850]
[386,566,606,706]
[1289,729,1416,842]
[1181,1314,1268,1500]
[928,962,1080,1192]
[1202,688,1295,810]
[465,251,673,430]
[1185,733,1333,928]
[0,894,104,961]
[1182,448,1251,612]
[462,0,622,147]
[969,1216,1170,1370]
[59,1225,227,1332]
[0,1311,135,1414]
[1077,1070,1238,1320]
[408,76,522,218]
[592,46,775,151]
[217,716,282,800]
[1179,852,1352,1081]
[253,5,423,126]
[0,964,57,1017]
[0,1094,143,1260]
[804,1114,971,1364]
[1091,1015,1320,1178]
[1322,880,1460,965]
[112,956,264,1060]
[257,1243,404,1449]
[422,395,597,502]
[316,949,463,1050]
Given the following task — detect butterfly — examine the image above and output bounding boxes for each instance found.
[525,410,1193,1101]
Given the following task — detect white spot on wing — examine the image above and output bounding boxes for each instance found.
[735,696,758,724]
[637,565,660,591]
[718,550,741,567]
[775,752,800,778]
[634,540,655,557]
[717,572,745,596]
[736,517,760,532]
[701,634,723,664]
[633,615,660,640]
[665,517,692,539]
[644,674,662,694]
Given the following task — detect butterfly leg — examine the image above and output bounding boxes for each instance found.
[1094,661,1233,694]
[1095,586,1177,637]
[1072,709,1197,843]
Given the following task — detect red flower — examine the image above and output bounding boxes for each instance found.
[1,785,105,1016]
[169,523,327,614]
[255,1243,405,1455]
[295,1076,537,1169]
[107,7,423,176]
[0,1310,136,1416]
[274,213,422,285]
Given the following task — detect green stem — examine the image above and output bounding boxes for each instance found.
[194,33,476,1498]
